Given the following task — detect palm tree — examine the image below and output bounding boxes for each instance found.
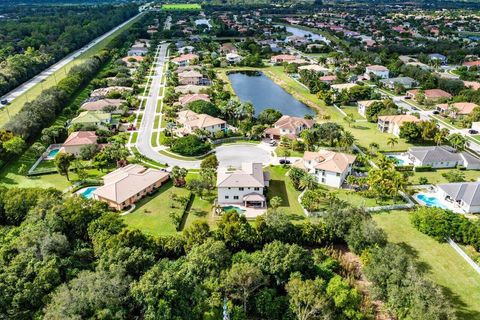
[387,137,398,150]
[269,196,283,211]
[300,130,316,151]
[447,133,467,151]
[170,166,188,187]
[369,142,379,155]
[340,131,356,150]
[299,173,318,190]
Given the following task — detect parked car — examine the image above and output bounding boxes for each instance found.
[411,106,418,111]
[1,99,8,105]
[269,140,277,146]
[279,159,291,165]
[433,110,440,115]
[468,129,478,134]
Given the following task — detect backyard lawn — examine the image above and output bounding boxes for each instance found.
[122,181,190,236]
[265,165,305,218]
[374,211,480,320]
[410,169,480,185]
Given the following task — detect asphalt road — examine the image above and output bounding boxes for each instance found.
[134,42,276,169]
[0,12,143,106]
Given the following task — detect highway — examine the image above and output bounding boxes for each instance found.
[0,12,143,107]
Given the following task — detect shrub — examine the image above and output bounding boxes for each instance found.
[414,165,433,172]
[170,135,211,156]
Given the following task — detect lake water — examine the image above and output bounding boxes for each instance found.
[227,71,315,117]
[280,25,330,44]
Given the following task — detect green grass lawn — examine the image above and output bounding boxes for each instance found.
[161,3,201,10]
[275,146,304,158]
[373,211,480,320]
[122,181,190,236]
[410,169,480,185]
[184,194,215,229]
[331,189,405,208]
[265,165,305,218]
[0,14,142,128]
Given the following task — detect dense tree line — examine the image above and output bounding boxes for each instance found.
[0,4,138,96]
[411,206,480,250]
[0,185,456,319]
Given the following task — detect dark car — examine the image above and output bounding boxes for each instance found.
[0,99,8,105]
[279,159,291,165]
[468,129,478,135]
[433,110,440,115]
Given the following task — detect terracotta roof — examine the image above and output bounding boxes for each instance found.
[436,102,479,115]
[80,99,126,111]
[378,114,420,125]
[303,150,356,173]
[171,53,199,63]
[319,75,337,82]
[62,131,97,146]
[94,164,169,204]
[366,65,388,71]
[464,81,480,91]
[178,70,202,78]
[271,54,297,61]
[177,110,225,129]
[178,94,210,106]
[463,61,480,67]
[407,89,452,99]
[274,115,315,131]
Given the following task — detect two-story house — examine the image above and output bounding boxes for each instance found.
[264,115,315,140]
[217,163,270,208]
[377,114,420,137]
[364,65,389,80]
[175,110,227,136]
[294,150,356,188]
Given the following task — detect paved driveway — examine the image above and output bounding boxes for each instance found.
[216,144,273,168]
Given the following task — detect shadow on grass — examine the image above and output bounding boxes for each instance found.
[268,180,290,207]
[440,285,480,320]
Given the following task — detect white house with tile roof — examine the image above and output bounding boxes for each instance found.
[264,115,315,140]
[407,146,480,169]
[217,163,270,207]
[294,150,356,188]
[92,164,169,211]
[175,110,227,136]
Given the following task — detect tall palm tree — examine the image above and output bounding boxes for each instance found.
[300,130,316,151]
[448,133,467,151]
[299,173,318,190]
[387,137,398,150]
[340,131,356,150]
[343,113,355,128]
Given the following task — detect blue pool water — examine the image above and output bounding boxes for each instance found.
[222,205,246,214]
[48,148,60,158]
[415,194,448,209]
[80,187,97,199]
[387,155,405,165]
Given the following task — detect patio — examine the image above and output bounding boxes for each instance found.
[413,185,465,214]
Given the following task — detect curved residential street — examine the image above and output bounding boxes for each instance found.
[134,43,277,169]
[0,12,143,107]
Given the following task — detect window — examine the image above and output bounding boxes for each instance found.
[254,187,259,191]
[321,178,325,183]
[233,196,239,200]
[336,173,340,177]
[239,187,244,191]
[225,196,229,199]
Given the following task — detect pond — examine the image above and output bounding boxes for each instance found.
[278,25,330,44]
[227,71,315,117]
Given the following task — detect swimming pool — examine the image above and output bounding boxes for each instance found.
[415,193,448,209]
[222,205,246,214]
[79,187,97,199]
[387,155,405,165]
[47,148,60,159]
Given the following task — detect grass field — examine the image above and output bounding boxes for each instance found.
[410,169,480,185]
[373,211,480,320]
[161,3,201,10]
[265,166,305,218]
[0,14,141,128]
[122,181,190,236]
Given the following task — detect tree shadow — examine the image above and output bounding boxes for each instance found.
[268,179,290,207]
[396,241,432,274]
[439,285,480,320]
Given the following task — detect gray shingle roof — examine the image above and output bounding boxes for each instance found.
[409,146,460,163]
[438,182,480,206]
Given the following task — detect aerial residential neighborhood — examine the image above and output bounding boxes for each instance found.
[0,0,479,319]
